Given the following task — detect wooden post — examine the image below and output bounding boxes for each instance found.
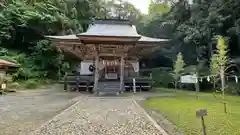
[120,56,124,92]
[223,102,227,114]
[201,116,207,135]
[196,109,208,135]
[94,55,99,93]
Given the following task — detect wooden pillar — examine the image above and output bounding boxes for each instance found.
[120,56,125,92]
[94,55,99,93]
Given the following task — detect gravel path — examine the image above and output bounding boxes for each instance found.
[30,98,166,135]
[0,89,81,135]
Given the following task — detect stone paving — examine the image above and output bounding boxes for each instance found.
[0,89,81,135]
[30,98,166,135]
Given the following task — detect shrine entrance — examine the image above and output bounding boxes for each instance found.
[101,58,120,80]
[104,65,119,80]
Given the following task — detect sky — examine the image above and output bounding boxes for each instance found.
[126,0,150,14]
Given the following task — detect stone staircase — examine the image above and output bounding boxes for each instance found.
[97,81,122,95]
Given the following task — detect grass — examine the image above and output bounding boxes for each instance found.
[144,88,240,135]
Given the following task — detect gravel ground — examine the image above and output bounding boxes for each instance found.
[30,98,166,135]
[0,88,81,135]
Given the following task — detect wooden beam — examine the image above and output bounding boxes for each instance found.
[58,42,82,45]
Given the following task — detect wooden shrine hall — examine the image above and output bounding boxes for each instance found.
[46,19,169,95]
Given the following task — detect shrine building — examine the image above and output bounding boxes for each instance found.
[46,19,170,94]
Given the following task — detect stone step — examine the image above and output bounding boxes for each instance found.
[98,81,121,93]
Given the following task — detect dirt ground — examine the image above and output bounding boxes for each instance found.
[0,87,81,135]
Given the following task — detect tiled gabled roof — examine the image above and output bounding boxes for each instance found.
[77,22,140,38]
[45,19,170,43]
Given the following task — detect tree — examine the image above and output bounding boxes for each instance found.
[0,0,101,80]
[210,54,219,88]
[95,0,142,24]
[148,0,170,16]
[172,52,185,89]
[210,35,229,113]
[216,36,229,98]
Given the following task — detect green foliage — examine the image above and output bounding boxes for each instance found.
[210,54,219,75]
[95,0,142,23]
[8,82,21,89]
[0,0,103,82]
[149,1,170,16]
[171,52,185,88]
[172,52,185,81]
[138,0,240,67]
[216,36,229,69]
[210,36,229,94]
[24,80,38,89]
[173,53,185,75]
[226,82,240,95]
[152,68,174,88]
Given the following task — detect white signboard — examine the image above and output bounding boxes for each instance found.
[80,61,96,75]
[180,74,197,84]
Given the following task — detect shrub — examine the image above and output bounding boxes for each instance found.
[152,68,174,88]
[226,82,240,95]
[24,80,38,89]
[38,79,52,85]
[8,82,20,89]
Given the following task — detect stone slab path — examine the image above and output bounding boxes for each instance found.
[30,98,167,135]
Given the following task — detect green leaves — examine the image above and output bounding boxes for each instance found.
[173,52,185,75]
[172,52,185,81]
[0,0,102,80]
[216,36,229,68]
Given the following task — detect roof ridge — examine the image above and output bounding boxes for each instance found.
[92,18,132,25]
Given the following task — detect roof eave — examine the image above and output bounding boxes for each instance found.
[44,35,79,41]
[137,40,171,45]
[77,34,141,39]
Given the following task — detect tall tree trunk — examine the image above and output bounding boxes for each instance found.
[220,67,227,113]
[213,77,216,89]
[195,72,200,99]
[175,81,177,89]
[208,28,212,60]
[220,68,225,99]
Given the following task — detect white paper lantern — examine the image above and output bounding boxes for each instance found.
[207,76,210,82]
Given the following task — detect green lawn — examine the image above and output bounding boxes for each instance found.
[144,89,240,135]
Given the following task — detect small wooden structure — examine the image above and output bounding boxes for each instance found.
[46,19,170,94]
[0,59,18,92]
[0,59,18,75]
